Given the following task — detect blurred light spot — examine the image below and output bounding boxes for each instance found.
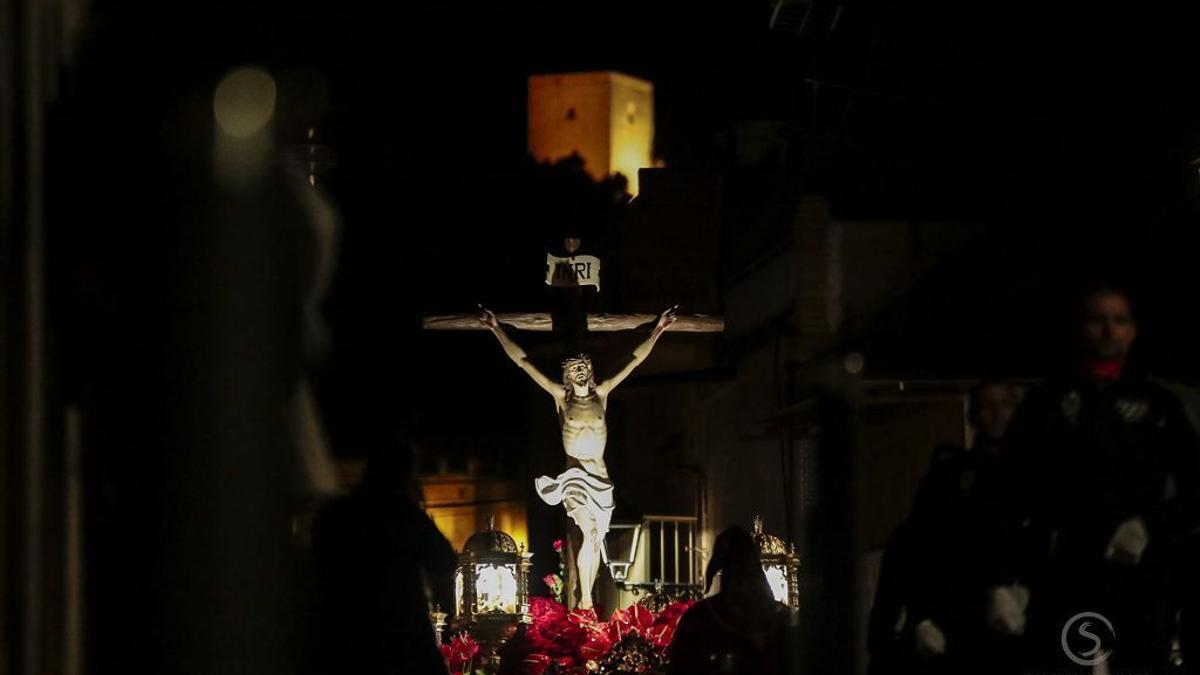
[213,67,276,138]
[843,352,865,374]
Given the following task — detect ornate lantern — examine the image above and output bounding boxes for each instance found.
[752,515,799,607]
[455,516,533,643]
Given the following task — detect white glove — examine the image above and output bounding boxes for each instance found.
[986,583,1030,636]
[914,619,947,657]
[1105,517,1150,565]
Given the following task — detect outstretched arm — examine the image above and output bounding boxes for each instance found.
[479,305,560,398]
[597,306,677,397]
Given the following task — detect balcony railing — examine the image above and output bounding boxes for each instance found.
[603,514,703,603]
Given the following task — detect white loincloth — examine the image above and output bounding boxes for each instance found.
[535,467,615,537]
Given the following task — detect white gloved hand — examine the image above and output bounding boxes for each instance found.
[1105,517,1150,565]
[986,583,1030,636]
[914,619,947,657]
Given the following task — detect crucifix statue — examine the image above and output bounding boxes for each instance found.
[478,304,677,609]
[423,239,723,610]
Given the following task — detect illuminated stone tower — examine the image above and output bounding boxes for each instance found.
[528,71,655,196]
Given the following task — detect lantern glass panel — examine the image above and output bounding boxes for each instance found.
[455,569,464,616]
[474,563,518,614]
[764,563,789,604]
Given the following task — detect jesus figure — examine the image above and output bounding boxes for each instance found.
[478,305,677,609]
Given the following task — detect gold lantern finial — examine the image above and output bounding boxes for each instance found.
[751,515,787,556]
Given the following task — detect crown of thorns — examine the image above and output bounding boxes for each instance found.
[561,354,593,370]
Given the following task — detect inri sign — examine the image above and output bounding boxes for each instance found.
[545,253,601,290]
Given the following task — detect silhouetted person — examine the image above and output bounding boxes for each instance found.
[998,285,1199,674]
[867,381,1026,675]
[668,526,786,675]
[1149,378,1200,673]
[311,445,456,674]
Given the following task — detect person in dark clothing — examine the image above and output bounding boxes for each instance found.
[867,381,1026,675]
[311,444,457,674]
[668,526,787,675]
[1154,380,1200,673]
[996,285,1199,675]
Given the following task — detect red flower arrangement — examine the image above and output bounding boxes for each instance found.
[520,596,694,674]
[442,597,696,674]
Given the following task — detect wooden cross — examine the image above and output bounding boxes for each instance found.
[422,312,724,333]
[422,237,723,346]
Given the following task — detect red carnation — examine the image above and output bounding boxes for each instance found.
[449,632,480,663]
[580,632,614,661]
[552,539,564,552]
[567,608,599,627]
[645,622,678,649]
[614,604,656,631]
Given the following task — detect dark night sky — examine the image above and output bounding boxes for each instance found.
[67,2,1200,221]
[68,2,1200,189]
